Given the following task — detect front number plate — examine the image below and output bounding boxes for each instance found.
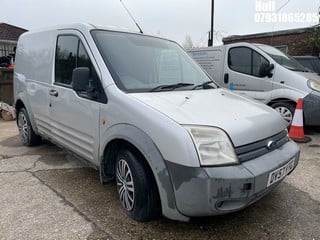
[267,158,295,187]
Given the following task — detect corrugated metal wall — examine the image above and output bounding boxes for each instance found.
[0,43,16,57]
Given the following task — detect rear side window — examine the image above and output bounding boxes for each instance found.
[228,47,269,77]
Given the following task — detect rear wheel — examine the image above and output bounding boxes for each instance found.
[115,148,160,221]
[17,108,42,146]
[270,102,295,126]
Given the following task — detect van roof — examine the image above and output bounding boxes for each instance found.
[21,23,174,43]
[24,23,139,34]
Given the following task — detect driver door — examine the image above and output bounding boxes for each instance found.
[223,46,274,102]
[49,31,106,164]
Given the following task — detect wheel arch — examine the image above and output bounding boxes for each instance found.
[14,95,39,135]
[100,138,137,183]
[15,99,25,112]
[267,98,297,107]
[268,98,298,126]
[99,124,189,221]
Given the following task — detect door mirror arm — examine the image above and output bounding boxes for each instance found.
[86,86,98,99]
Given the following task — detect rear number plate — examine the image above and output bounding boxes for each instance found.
[267,158,295,187]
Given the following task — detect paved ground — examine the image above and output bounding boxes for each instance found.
[0,118,319,240]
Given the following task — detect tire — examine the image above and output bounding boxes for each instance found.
[1,110,13,121]
[270,101,295,126]
[17,108,42,146]
[115,148,161,221]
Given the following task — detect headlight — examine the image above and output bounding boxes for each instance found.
[184,125,238,166]
[307,79,320,92]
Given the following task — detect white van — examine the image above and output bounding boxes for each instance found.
[188,42,320,126]
[14,24,300,222]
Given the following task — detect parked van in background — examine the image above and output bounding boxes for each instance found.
[294,56,320,74]
[14,24,300,222]
[188,42,320,126]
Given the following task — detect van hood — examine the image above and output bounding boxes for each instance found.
[295,71,320,80]
[131,89,286,147]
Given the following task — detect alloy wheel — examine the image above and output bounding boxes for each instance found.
[18,111,28,143]
[116,159,135,211]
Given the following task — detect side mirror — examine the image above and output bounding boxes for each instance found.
[72,67,89,91]
[259,63,274,78]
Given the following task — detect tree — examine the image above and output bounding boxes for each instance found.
[183,35,194,49]
[293,28,320,56]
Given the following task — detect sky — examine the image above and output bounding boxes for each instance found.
[0,0,320,46]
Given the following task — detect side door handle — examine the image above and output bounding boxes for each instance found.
[224,73,229,84]
[49,89,58,97]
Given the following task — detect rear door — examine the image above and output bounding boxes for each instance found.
[223,46,274,102]
[48,30,107,164]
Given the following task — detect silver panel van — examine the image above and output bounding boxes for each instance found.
[189,43,320,126]
[14,24,300,222]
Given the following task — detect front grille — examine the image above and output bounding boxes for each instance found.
[235,130,289,163]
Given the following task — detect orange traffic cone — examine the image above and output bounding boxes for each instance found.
[289,99,311,143]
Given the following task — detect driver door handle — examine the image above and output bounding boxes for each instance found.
[224,73,229,84]
[49,89,58,97]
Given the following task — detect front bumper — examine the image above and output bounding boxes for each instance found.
[166,140,300,217]
[303,92,320,126]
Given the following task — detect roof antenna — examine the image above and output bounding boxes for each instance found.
[120,0,143,34]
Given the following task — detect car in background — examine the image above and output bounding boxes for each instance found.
[294,56,320,74]
[189,44,320,126]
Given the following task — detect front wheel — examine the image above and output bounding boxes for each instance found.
[270,102,295,126]
[115,149,160,221]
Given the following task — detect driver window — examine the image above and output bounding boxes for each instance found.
[55,35,106,103]
[228,47,269,78]
[252,51,269,77]
[228,47,251,75]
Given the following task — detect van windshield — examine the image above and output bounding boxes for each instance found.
[257,45,306,72]
[92,30,215,92]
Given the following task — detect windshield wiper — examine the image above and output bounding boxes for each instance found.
[192,80,215,90]
[150,83,194,92]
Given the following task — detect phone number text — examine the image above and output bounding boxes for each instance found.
[255,12,318,23]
